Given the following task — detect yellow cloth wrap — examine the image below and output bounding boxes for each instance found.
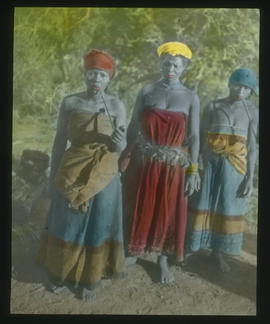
[188,208,245,235]
[206,132,247,175]
[54,112,119,213]
[157,41,192,59]
[186,163,198,174]
[35,233,125,289]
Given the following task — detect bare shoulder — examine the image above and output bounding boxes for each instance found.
[141,83,156,96]
[63,92,85,111]
[203,98,225,118]
[108,95,126,118]
[189,88,200,105]
[212,98,227,109]
[245,100,258,122]
[109,95,125,109]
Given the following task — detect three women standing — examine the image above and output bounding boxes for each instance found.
[36,43,258,298]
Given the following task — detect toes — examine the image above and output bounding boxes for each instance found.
[82,288,96,301]
[160,274,174,284]
[220,262,231,273]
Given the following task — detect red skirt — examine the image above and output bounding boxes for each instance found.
[123,107,188,261]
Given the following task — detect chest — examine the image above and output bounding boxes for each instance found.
[143,87,192,114]
[67,95,116,117]
[213,103,249,128]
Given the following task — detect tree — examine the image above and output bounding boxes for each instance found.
[13,7,259,121]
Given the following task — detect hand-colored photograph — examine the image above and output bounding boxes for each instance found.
[11,7,259,315]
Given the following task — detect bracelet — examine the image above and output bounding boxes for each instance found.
[186,163,199,174]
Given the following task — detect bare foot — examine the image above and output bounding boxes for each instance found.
[49,281,66,294]
[181,250,195,266]
[212,250,231,273]
[82,288,97,301]
[125,256,138,267]
[158,255,174,283]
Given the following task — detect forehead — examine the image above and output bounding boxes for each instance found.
[230,82,251,90]
[161,55,184,65]
[85,68,109,76]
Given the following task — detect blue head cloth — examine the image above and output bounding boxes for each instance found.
[228,68,258,95]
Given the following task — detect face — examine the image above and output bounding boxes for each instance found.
[229,83,252,101]
[160,55,187,82]
[85,68,110,93]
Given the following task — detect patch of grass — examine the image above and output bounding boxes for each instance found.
[12,116,55,161]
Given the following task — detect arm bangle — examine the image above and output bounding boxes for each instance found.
[186,163,199,174]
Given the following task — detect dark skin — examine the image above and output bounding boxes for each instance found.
[47,68,127,300]
[185,82,258,272]
[48,68,126,195]
[125,54,201,283]
[202,84,258,198]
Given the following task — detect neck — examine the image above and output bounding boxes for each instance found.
[227,96,247,105]
[86,89,104,101]
[160,79,181,89]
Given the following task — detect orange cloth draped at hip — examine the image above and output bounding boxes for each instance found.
[206,132,247,175]
[54,112,118,213]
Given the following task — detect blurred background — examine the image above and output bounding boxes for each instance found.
[12,7,259,264]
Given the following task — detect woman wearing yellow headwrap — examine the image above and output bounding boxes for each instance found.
[120,41,200,283]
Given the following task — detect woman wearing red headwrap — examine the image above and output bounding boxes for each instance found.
[36,49,127,301]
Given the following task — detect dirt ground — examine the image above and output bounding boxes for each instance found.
[10,226,257,315]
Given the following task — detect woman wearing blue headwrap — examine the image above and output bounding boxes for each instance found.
[185,68,258,272]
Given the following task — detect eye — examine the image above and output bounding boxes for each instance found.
[87,71,94,77]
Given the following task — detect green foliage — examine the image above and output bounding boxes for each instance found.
[13,7,259,154]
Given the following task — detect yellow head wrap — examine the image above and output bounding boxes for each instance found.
[157,41,192,59]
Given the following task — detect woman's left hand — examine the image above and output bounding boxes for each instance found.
[184,173,201,197]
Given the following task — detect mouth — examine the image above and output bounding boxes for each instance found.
[91,85,100,91]
[167,74,175,78]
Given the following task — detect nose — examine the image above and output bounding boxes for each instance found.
[239,86,245,94]
[94,72,102,81]
[168,64,174,72]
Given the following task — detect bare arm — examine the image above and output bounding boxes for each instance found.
[110,98,127,152]
[188,92,200,164]
[242,107,258,197]
[246,107,258,180]
[49,98,69,191]
[200,101,215,163]
[185,92,201,196]
[236,104,258,198]
[126,88,145,150]
[118,87,145,172]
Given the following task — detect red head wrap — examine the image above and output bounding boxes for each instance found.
[84,49,116,79]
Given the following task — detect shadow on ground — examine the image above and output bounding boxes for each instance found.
[242,232,257,256]
[136,258,160,283]
[181,250,256,302]
[12,236,48,286]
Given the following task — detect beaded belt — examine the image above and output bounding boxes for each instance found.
[136,132,190,167]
